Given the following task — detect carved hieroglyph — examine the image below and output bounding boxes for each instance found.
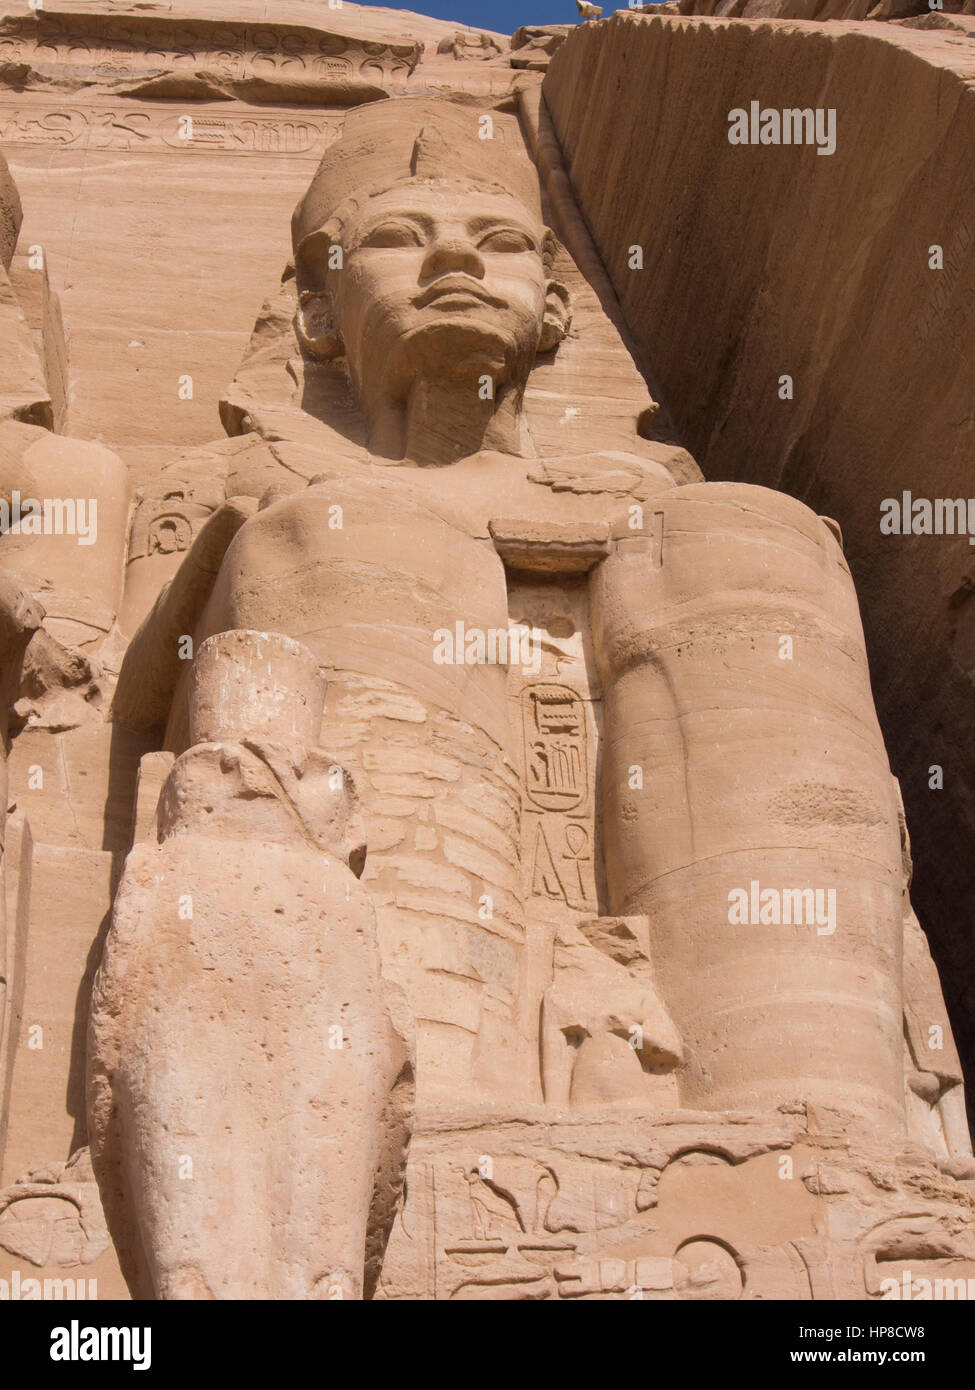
[0,10,421,103]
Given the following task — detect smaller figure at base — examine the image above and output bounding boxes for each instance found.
[88,629,413,1299]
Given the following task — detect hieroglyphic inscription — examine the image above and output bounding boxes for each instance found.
[0,14,420,86]
[524,684,586,812]
[523,681,597,910]
[0,103,341,155]
[505,577,603,915]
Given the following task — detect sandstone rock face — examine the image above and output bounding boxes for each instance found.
[544,9,975,1130]
[0,0,973,1302]
[657,0,975,18]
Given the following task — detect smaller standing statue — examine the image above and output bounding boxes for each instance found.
[87,629,413,1299]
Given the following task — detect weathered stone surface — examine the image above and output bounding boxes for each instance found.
[88,630,412,1298]
[656,0,975,18]
[0,0,972,1304]
[543,8,975,1127]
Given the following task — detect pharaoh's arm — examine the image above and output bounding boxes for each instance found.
[113,495,257,734]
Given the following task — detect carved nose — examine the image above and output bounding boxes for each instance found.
[420,238,485,280]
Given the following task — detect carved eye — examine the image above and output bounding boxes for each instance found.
[477,228,535,254]
[359,222,423,249]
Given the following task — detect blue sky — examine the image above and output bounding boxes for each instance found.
[398,0,667,34]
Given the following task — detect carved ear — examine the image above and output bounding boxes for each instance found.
[538,279,571,354]
[296,288,345,362]
[295,226,345,361]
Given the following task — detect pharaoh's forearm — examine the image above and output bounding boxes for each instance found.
[113,496,257,733]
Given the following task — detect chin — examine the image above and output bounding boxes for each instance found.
[406,315,531,358]
[402,315,529,369]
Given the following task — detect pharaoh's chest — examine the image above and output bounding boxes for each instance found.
[210,461,638,629]
[200,492,509,677]
[217,459,640,605]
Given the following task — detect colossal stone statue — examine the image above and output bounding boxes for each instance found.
[79,93,975,1299]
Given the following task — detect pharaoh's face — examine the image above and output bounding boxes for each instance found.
[330,181,550,396]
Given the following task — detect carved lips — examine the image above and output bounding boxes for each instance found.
[412,276,507,311]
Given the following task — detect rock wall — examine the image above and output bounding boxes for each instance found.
[655,0,975,19]
[543,10,975,1104]
[0,0,512,485]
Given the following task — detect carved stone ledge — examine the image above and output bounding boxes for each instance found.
[0,10,421,105]
[489,517,612,573]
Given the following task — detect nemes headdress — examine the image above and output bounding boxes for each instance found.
[291,97,545,255]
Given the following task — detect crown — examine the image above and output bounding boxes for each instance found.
[292,97,544,254]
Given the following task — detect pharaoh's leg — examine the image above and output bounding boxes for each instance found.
[903,904,973,1165]
[88,631,413,1298]
[591,484,905,1136]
